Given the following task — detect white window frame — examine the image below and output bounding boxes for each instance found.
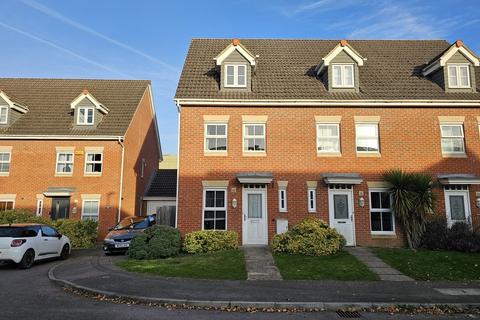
[355,122,380,153]
[36,198,44,217]
[0,151,11,175]
[317,123,340,154]
[84,152,103,175]
[307,188,316,213]
[332,64,355,88]
[202,188,227,231]
[369,188,395,235]
[224,64,247,88]
[0,105,8,124]
[204,123,228,152]
[55,152,74,175]
[0,197,15,211]
[447,64,471,88]
[278,188,287,212]
[440,123,465,155]
[77,107,95,125]
[81,199,100,221]
[243,123,266,153]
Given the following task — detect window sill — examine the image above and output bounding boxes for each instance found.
[243,152,266,157]
[55,173,73,177]
[204,151,228,157]
[442,153,467,158]
[357,152,381,158]
[84,173,102,177]
[0,172,10,177]
[371,232,396,239]
[317,152,341,157]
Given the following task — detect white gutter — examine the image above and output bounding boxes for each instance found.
[174,100,181,228]
[174,98,480,107]
[0,135,123,140]
[117,137,125,223]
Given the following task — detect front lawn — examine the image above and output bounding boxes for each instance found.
[117,249,247,280]
[273,251,378,281]
[373,248,480,281]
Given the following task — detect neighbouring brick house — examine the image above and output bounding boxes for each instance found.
[0,78,161,238]
[174,38,480,247]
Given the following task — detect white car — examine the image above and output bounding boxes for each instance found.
[0,224,71,269]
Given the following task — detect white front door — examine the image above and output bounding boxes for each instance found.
[243,188,268,245]
[445,189,471,227]
[329,189,355,246]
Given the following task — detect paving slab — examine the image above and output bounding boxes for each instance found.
[242,246,282,280]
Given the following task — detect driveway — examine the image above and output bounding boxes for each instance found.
[0,249,478,320]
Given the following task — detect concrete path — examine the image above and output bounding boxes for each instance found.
[242,246,283,280]
[346,247,414,282]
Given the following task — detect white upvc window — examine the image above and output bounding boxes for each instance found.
[356,123,379,153]
[317,123,340,153]
[77,107,95,125]
[307,188,316,213]
[279,188,287,212]
[204,123,228,152]
[332,64,354,88]
[36,198,44,217]
[0,152,11,174]
[225,64,247,88]
[82,199,100,221]
[369,189,395,234]
[203,188,227,230]
[85,152,103,174]
[0,106,8,124]
[440,124,465,154]
[447,64,470,88]
[0,200,14,211]
[243,123,266,152]
[56,152,74,174]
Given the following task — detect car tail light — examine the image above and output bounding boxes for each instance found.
[11,239,26,247]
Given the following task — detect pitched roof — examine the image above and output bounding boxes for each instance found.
[145,169,177,198]
[0,78,150,136]
[175,39,480,101]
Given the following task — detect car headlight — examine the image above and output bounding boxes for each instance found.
[104,238,115,244]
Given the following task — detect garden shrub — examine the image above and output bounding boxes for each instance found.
[128,225,181,259]
[0,210,98,248]
[183,230,238,254]
[272,217,345,256]
[421,217,480,253]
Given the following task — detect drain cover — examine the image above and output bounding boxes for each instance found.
[336,310,362,318]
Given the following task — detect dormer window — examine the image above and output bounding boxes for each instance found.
[0,105,7,124]
[332,64,354,88]
[447,65,470,88]
[77,107,94,125]
[225,64,247,88]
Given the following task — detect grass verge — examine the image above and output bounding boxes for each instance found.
[373,248,480,281]
[117,249,247,280]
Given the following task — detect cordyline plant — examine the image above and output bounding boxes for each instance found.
[383,169,436,249]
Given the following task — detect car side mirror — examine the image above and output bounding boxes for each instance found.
[57,234,62,239]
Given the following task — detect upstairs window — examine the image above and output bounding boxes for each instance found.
[56,152,74,174]
[85,152,103,174]
[0,106,7,124]
[77,107,94,125]
[225,64,247,88]
[356,123,379,153]
[440,124,465,154]
[332,64,354,88]
[448,65,470,88]
[205,123,227,152]
[244,124,265,152]
[317,123,340,153]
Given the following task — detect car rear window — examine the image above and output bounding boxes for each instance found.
[0,226,39,237]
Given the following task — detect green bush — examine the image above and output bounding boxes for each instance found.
[183,230,238,254]
[0,210,98,248]
[272,217,345,256]
[128,225,181,260]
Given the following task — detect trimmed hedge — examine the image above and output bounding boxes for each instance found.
[272,217,345,256]
[183,230,238,254]
[128,225,181,260]
[0,209,98,248]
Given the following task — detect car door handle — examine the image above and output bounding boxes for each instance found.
[44,239,49,241]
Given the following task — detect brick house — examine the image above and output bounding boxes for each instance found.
[174,39,480,247]
[0,78,161,237]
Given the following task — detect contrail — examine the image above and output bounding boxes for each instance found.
[18,0,179,73]
[0,21,134,78]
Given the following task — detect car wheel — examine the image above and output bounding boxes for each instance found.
[18,249,35,269]
[60,244,70,260]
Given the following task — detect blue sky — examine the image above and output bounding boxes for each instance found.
[0,0,479,153]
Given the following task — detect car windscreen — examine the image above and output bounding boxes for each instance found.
[114,218,148,230]
[0,226,39,237]
[132,220,149,229]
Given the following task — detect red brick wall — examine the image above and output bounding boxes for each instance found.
[178,106,480,247]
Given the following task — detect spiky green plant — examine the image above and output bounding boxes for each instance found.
[383,169,436,249]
